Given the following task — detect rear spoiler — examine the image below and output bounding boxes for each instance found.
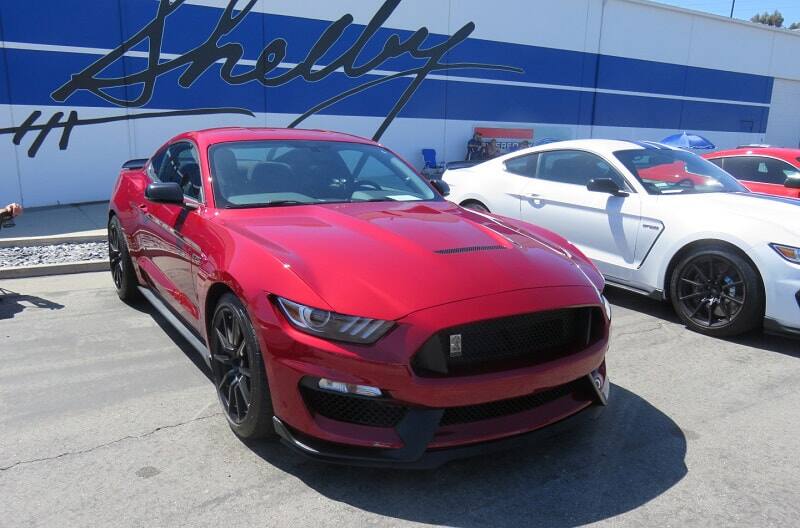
[121,158,148,170]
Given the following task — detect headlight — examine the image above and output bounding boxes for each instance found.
[770,243,800,264]
[275,297,394,344]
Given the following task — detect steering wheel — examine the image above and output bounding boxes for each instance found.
[354,180,382,191]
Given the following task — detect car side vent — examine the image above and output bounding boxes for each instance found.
[435,245,506,255]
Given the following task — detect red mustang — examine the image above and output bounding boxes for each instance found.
[108,128,610,467]
[704,146,800,199]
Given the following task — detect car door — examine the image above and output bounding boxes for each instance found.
[136,141,205,326]
[715,156,800,198]
[461,156,534,217]
[471,153,537,217]
[519,149,644,282]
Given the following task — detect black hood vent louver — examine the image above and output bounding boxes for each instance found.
[435,245,506,255]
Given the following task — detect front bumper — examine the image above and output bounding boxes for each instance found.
[273,374,608,469]
[254,286,610,462]
[755,245,800,335]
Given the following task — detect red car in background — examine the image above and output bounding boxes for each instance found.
[107,128,610,467]
[704,146,800,199]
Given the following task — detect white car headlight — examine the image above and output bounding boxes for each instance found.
[770,243,800,264]
[275,297,394,344]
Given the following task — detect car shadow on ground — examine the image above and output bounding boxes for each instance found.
[604,286,800,358]
[128,298,213,380]
[0,288,64,319]
[243,385,687,527]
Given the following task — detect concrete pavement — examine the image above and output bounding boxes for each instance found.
[1,272,799,527]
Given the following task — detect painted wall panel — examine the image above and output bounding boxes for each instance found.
[0,0,795,207]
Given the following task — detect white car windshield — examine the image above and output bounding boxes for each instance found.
[614,149,748,195]
[209,140,437,208]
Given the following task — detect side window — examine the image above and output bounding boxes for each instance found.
[538,150,628,189]
[156,142,203,201]
[504,153,538,177]
[148,147,167,181]
[707,158,724,169]
[723,156,791,185]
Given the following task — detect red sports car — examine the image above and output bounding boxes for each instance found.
[107,128,610,467]
[704,147,800,199]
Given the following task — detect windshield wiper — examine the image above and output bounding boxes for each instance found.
[348,198,396,203]
[224,200,308,209]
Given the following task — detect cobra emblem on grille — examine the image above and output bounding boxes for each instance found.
[449,334,462,358]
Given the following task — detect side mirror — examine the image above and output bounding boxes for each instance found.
[431,179,450,197]
[145,182,185,205]
[785,176,800,189]
[587,178,628,197]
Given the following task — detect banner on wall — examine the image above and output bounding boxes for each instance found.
[474,127,533,154]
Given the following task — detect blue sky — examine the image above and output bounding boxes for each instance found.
[656,0,800,26]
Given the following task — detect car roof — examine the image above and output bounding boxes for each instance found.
[175,127,377,146]
[707,147,800,162]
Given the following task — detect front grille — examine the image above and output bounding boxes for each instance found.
[301,378,590,429]
[412,307,602,377]
[301,387,406,428]
[440,378,589,426]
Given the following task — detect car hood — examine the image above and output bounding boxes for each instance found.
[658,192,800,230]
[221,201,597,320]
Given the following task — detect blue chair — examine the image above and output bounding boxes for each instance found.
[422,149,444,170]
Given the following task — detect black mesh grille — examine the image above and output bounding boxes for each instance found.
[435,245,506,255]
[440,378,589,426]
[412,307,601,377]
[301,388,406,428]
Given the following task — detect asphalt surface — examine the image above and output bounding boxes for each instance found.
[1,272,799,527]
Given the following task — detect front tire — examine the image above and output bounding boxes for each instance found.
[108,216,141,303]
[210,293,275,440]
[669,246,762,337]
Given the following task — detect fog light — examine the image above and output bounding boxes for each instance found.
[601,295,612,320]
[589,368,610,405]
[318,378,382,397]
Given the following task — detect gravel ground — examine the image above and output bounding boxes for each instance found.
[0,242,107,268]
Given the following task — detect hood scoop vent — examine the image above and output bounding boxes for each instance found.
[435,245,506,255]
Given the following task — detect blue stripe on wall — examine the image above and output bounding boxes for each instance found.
[0,0,775,104]
[0,48,770,133]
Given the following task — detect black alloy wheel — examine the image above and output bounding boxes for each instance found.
[108,216,141,302]
[210,293,274,439]
[670,246,762,337]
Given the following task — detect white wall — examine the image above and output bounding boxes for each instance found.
[2,0,800,207]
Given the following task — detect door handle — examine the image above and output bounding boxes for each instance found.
[526,193,540,198]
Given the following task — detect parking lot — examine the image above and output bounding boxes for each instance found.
[1,271,799,527]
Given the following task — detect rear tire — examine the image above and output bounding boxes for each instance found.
[210,293,275,440]
[461,200,490,213]
[668,245,762,337]
[108,216,141,303]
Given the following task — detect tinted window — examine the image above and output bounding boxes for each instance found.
[538,150,628,188]
[722,156,799,185]
[504,153,538,177]
[615,149,747,195]
[209,140,437,208]
[155,142,202,201]
[707,158,724,169]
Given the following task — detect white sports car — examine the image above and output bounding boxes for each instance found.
[443,139,800,337]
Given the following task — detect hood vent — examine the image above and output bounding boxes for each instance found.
[435,245,506,255]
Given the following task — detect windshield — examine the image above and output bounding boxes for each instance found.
[614,149,748,195]
[209,140,437,208]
